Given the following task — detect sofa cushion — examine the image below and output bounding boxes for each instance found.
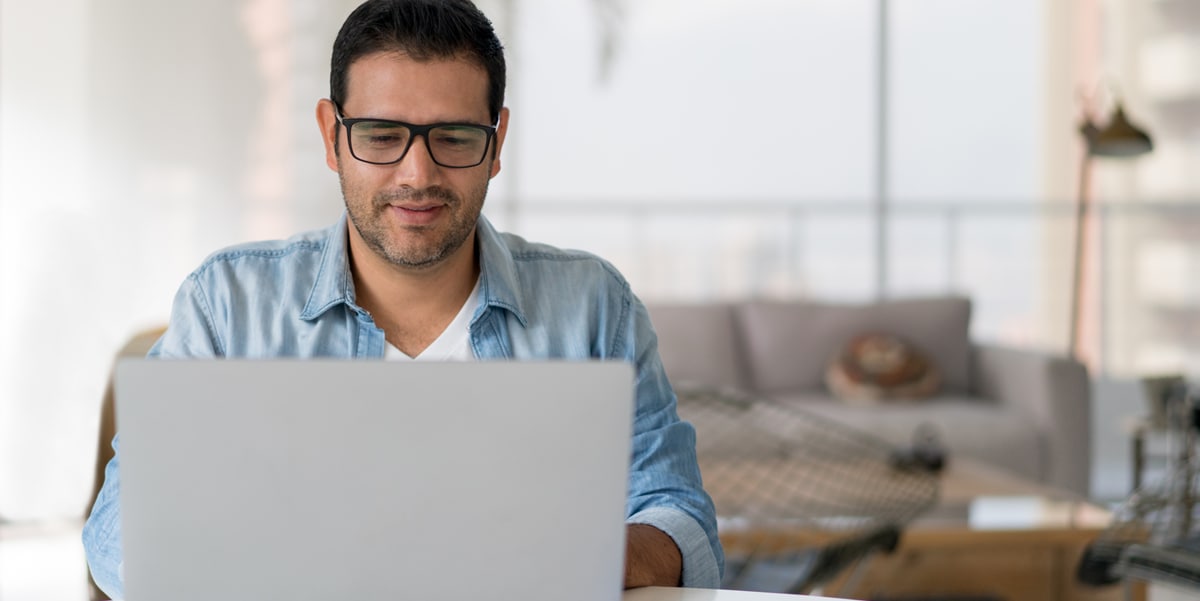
[646,302,747,390]
[770,392,1044,485]
[736,296,972,395]
[825,332,942,402]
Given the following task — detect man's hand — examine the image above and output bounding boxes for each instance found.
[623,523,683,589]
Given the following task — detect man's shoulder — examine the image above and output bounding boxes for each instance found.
[190,222,336,278]
[497,231,627,286]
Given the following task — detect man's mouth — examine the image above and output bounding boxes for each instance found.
[387,203,445,225]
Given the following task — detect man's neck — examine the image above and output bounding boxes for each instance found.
[347,228,480,356]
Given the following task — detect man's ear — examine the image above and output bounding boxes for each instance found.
[316,99,340,172]
[489,107,510,180]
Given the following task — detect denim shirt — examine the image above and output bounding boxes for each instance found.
[83,213,724,598]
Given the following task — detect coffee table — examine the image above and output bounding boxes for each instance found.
[717,458,1140,601]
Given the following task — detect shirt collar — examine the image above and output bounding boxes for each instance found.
[300,212,357,320]
[474,215,529,328]
[300,212,529,327]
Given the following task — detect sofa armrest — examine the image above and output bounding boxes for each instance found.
[971,343,1091,497]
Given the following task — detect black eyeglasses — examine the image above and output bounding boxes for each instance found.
[336,111,497,168]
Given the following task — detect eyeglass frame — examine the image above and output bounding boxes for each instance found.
[333,105,499,169]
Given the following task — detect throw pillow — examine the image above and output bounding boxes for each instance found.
[825,332,941,403]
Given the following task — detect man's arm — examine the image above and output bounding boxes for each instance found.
[83,436,125,599]
[624,523,683,589]
[621,296,724,588]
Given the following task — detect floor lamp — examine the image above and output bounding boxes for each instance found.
[1070,103,1153,360]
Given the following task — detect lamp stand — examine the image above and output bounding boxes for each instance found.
[1068,155,1093,361]
[1070,99,1153,362]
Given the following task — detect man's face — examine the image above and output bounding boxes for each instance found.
[318,51,508,271]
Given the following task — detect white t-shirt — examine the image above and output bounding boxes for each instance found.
[384,277,481,361]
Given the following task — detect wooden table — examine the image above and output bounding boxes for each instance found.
[716,458,1140,601]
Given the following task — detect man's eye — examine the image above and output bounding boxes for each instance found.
[355,122,408,146]
[434,135,471,147]
[366,134,404,145]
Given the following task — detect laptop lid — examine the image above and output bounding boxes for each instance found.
[115,360,634,601]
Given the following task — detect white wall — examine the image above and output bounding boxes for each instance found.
[0,0,356,520]
[511,0,878,204]
[1,0,97,522]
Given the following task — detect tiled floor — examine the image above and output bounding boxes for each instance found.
[0,520,91,601]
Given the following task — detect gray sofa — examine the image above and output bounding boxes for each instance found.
[646,296,1092,497]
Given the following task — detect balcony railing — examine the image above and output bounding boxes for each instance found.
[503,198,1200,377]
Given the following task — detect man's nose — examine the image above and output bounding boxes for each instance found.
[392,135,441,187]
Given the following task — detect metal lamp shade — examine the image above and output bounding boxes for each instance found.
[1081,104,1154,158]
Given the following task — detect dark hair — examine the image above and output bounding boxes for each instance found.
[331,0,506,124]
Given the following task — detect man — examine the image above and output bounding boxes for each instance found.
[83,0,723,596]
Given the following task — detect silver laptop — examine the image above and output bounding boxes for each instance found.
[115,360,634,601]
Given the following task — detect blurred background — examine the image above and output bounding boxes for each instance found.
[1,0,1198,541]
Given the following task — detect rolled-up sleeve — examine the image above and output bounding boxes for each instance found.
[628,506,722,588]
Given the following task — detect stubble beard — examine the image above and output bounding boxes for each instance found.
[339,167,489,271]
